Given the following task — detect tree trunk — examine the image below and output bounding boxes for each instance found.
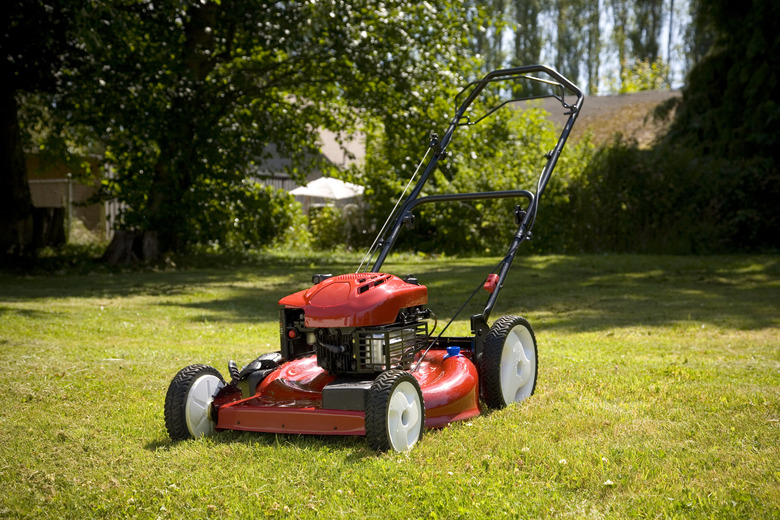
[32,207,66,249]
[101,230,159,264]
[117,1,218,260]
[0,87,36,259]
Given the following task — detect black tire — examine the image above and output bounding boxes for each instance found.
[481,315,538,409]
[164,364,225,441]
[365,370,425,452]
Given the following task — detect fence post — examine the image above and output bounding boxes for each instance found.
[66,173,72,243]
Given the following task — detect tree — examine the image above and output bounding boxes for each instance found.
[0,0,83,260]
[628,0,664,62]
[665,0,779,250]
[684,0,717,68]
[583,0,601,94]
[30,0,472,260]
[0,75,32,259]
[609,0,631,89]
[668,0,780,159]
[512,0,544,69]
[465,0,509,73]
[554,0,576,86]
[566,0,780,253]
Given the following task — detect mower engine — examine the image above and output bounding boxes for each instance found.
[278,273,431,374]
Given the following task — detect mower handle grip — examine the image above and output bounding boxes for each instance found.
[485,64,582,96]
[453,64,584,119]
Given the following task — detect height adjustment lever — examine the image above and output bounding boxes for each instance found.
[514,205,527,225]
[483,273,499,293]
[430,131,443,154]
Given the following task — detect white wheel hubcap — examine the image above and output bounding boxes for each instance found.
[500,325,536,404]
[185,374,224,438]
[387,381,423,452]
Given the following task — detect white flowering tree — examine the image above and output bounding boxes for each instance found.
[6,0,474,261]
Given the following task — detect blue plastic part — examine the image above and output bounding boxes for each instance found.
[444,346,461,359]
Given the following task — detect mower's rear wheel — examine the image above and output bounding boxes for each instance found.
[365,370,425,452]
[164,364,225,440]
[481,315,538,409]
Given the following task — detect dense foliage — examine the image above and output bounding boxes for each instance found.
[7,0,474,258]
[75,0,473,253]
[193,182,304,252]
[345,99,594,256]
[563,0,780,253]
[322,0,780,257]
[351,0,780,256]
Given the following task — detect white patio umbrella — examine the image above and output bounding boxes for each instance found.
[290,177,364,200]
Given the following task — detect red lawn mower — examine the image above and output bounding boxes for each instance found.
[164,65,583,452]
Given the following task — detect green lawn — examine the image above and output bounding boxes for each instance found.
[1,254,778,519]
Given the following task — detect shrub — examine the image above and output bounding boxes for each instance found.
[194,181,307,251]
[567,137,780,253]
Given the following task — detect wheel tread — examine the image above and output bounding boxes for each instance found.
[365,370,424,452]
[164,364,224,441]
[481,315,537,409]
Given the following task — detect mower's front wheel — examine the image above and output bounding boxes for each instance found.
[481,315,538,409]
[365,370,425,452]
[164,364,225,440]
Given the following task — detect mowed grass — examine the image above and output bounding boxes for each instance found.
[0,254,778,519]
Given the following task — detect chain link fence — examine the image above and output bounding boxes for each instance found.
[28,175,113,242]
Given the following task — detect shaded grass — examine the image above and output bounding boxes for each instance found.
[0,254,778,518]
